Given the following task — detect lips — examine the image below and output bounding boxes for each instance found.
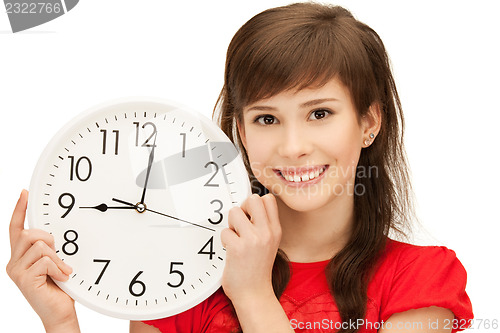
[274,165,328,184]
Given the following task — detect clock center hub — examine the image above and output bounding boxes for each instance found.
[135,203,147,213]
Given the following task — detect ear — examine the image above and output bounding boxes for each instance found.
[236,118,247,149]
[361,103,382,147]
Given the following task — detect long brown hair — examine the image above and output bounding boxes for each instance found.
[214,3,415,332]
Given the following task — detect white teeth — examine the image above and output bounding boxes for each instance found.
[280,166,326,183]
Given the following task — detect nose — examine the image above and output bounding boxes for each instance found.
[277,122,313,160]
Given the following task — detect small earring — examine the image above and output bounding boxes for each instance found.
[364,133,375,147]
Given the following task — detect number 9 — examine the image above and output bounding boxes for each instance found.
[59,192,75,218]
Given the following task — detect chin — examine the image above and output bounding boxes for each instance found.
[268,184,334,213]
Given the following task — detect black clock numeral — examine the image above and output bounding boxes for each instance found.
[167,262,184,288]
[68,156,92,181]
[100,129,119,155]
[204,162,219,187]
[180,132,186,157]
[58,193,75,218]
[134,122,157,147]
[129,271,146,297]
[93,259,110,284]
[62,230,79,256]
[198,236,215,260]
[208,199,223,224]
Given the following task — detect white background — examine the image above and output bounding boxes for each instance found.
[1,0,499,332]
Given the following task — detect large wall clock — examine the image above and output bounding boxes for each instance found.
[27,98,251,320]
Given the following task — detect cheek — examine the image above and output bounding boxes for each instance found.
[322,122,362,175]
[244,132,273,177]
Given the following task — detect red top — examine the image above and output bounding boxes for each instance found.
[144,239,473,332]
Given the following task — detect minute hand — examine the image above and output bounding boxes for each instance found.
[140,135,157,205]
[112,198,215,232]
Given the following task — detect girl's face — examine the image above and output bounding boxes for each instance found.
[238,77,379,213]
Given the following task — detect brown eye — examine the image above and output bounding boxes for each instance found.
[309,109,331,120]
[256,115,277,125]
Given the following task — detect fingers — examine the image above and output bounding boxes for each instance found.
[261,194,281,236]
[27,256,69,284]
[8,242,72,290]
[223,193,282,249]
[221,194,282,301]
[220,227,239,250]
[9,190,56,262]
[9,189,28,246]
[239,194,270,227]
[10,229,56,264]
[17,240,72,277]
[7,189,71,286]
[237,193,281,231]
[227,206,253,237]
[231,193,282,232]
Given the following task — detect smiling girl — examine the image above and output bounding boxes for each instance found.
[8,2,473,333]
[141,3,473,332]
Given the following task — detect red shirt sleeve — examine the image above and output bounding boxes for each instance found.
[379,244,473,332]
[142,288,240,333]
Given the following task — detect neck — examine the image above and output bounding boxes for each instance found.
[276,191,354,263]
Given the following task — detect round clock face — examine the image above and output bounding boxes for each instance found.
[27,98,251,320]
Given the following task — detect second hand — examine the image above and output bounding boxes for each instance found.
[112,198,215,232]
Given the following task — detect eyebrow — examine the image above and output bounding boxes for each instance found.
[246,98,339,112]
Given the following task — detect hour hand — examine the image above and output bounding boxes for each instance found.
[79,203,136,212]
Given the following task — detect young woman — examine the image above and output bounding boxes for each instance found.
[7,2,473,333]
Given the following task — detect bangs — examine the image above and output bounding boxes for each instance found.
[226,5,374,111]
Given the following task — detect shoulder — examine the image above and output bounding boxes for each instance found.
[371,238,468,294]
[373,238,473,326]
[373,238,469,292]
[378,238,462,274]
[382,237,458,257]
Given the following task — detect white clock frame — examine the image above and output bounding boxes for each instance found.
[27,97,251,320]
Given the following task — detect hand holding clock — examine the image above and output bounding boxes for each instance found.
[220,193,294,333]
[6,191,80,332]
[221,193,282,303]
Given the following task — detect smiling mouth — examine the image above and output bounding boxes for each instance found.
[274,165,328,184]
